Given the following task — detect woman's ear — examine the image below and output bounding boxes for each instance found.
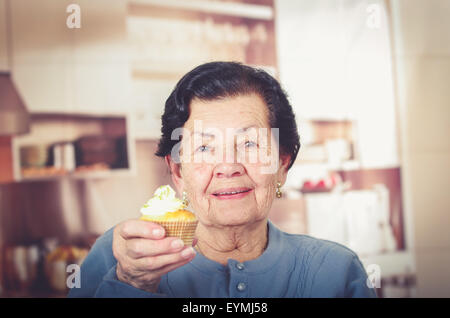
[277,153,291,186]
[165,155,184,192]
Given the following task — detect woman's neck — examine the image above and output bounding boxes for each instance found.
[194,219,269,266]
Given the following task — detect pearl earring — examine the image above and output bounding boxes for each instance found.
[276,182,282,198]
[182,191,189,207]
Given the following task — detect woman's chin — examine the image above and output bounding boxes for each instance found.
[223,217,248,225]
[211,213,261,228]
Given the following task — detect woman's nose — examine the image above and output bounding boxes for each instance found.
[213,163,245,178]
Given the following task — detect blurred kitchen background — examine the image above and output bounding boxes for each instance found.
[0,0,448,298]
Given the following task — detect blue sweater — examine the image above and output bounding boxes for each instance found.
[68,221,377,298]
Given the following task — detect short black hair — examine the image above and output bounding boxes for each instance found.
[155,61,300,170]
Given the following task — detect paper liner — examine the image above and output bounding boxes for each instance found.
[151,220,198,246]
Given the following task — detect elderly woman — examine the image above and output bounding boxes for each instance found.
[68,62,376,298]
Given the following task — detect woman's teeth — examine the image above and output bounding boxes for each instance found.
[215,189,250,195]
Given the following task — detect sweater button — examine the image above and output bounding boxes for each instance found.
[237,282,246,291]
[236,263,245,270]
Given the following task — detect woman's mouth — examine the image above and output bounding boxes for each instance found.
[212,188,253,200]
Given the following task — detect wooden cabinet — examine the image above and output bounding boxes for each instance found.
[9,0,130,113]
[11,112,136,182]
[0,136,14,183]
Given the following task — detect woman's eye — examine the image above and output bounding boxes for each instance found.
[245,141,258,148]
[197,145,212,152]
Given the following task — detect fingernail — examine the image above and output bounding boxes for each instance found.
[152,228,163,237]
[181,247,195,258]
[171,239,184,249]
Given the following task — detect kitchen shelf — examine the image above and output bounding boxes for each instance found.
[16,168,134,183]
[129,0,274,20]
[11,113,136,182]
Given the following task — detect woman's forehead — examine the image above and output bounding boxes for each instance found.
[185,93,270,128]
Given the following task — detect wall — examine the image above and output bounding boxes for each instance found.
[390,0,450,297]
[0,0,8,71]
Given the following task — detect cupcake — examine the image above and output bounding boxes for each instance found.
[140,185,198,246]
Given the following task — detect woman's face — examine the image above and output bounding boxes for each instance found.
[171,93,290,228]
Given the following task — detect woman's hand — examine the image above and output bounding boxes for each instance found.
[112,219,196,293]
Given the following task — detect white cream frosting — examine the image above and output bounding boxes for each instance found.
[140,185,185,217]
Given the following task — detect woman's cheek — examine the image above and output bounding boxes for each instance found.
[251,171,277,211]
[182,163,213,204]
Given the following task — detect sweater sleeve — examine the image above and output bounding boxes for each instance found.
[67,227,167,298]
[343,255,378,298]
[308,242,378,298]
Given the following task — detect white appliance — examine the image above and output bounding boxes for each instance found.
[305,184,397,256]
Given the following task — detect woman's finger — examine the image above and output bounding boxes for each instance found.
[119,219,165,240]
[133,246,196,271]
[152,256,195,278]
[126,237,186,259]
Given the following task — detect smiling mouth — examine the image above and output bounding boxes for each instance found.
[212,188,252,199]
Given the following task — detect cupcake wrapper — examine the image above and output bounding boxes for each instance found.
[151,220,198,246]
